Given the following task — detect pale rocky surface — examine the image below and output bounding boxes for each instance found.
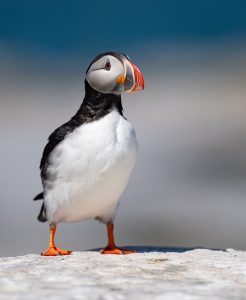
[0,247,246,300]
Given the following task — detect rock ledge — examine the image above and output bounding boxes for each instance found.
[0,247,246,300]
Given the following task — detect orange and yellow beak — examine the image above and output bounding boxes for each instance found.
[129,62,145,92]
[123,60,144,93]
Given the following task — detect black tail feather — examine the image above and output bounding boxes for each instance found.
[33,192,43,201]
[33,192,47,222]
[37,202,47,222]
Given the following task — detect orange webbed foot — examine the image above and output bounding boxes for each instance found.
[41,247,72,256]
[100,246,136,255]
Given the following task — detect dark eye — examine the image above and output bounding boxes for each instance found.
[104,61,111,71]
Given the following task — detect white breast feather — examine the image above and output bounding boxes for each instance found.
[44,110,138,224]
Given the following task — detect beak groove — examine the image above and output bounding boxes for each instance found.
[124,60,144,93]
[130,62,144,92]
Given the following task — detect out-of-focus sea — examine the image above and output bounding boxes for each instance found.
[1,40,246,256]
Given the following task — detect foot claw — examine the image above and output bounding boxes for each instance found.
[100,247,136,255]
[41,247,72,256]
[55,247,72,255]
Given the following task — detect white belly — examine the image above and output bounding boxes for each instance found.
[44,110,138,224]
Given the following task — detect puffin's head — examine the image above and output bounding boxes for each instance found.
[86,52,144,94]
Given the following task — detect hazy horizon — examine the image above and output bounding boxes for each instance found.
[1,39,246,256]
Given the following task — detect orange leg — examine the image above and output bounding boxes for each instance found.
[41,224,72,256]
[100,223,136,255]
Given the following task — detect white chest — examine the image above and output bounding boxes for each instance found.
[45,110,138,223]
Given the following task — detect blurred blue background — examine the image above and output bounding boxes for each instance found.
[1,0,246,256]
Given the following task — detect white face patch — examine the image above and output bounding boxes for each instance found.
[86,55,125,93]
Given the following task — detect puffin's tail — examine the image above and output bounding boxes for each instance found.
[33,192,43,201]
[33,192,47,223]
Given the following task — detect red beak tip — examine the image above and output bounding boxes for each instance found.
[127,61,144,92]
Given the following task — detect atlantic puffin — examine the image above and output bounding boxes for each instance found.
[34,52,144,256]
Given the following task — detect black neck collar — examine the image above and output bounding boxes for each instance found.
[74,80,123,122]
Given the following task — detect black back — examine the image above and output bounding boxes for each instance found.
[40,79,123,178]
[34,75,124,223]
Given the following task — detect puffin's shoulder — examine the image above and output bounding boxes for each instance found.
[40,115,82,172]
[40,83,124,177]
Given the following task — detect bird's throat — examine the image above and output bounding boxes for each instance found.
[75,80,123,123]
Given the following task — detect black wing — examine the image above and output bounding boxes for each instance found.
[40,117,82,173]
[34,117,82,223]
